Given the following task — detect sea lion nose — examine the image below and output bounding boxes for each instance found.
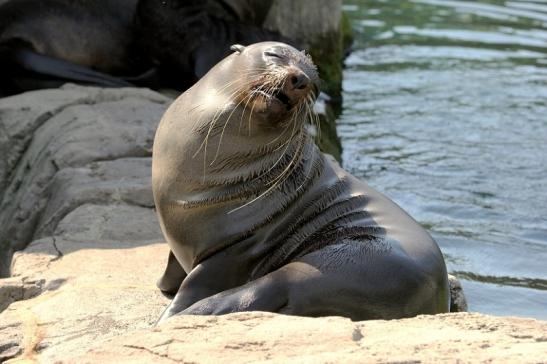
[290,72,310,90]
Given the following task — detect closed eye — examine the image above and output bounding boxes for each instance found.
[265,51,283,59]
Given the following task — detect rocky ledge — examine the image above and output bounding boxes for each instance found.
[1,87,546,363]
[2,231,546,363]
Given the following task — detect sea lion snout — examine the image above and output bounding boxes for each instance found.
[282,69,313,106]
[290,71,310,90]
[266,68,314,115]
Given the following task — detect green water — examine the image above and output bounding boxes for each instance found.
[341,0,547,319]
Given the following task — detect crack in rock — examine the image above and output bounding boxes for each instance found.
[50,237,64,262]
[122,344,179,363]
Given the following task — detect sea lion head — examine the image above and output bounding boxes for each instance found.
[210,41,320,130]
[233,42,319,125]
[153,42,321,191]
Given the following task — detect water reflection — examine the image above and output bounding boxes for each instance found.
[341,0,547,319]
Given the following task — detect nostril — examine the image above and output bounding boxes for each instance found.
[291,73,309,90]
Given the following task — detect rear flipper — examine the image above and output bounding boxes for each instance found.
[0,40,135,96]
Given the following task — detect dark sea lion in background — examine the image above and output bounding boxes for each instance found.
[0,0,159,97]
[152,41,450,323]
[0,0,289,97]
[136,0,293,91]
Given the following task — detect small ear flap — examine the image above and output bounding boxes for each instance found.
[230,44,246,54]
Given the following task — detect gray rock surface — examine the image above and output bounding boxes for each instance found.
[264,0,343,47]
[0,85,170,276]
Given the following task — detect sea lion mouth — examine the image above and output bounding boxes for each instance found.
[254,88,293,110]
[272,89,292,109]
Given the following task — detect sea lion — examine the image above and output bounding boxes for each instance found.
[152,41,450,323]
[0,0,158,97]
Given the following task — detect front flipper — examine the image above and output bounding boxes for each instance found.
[156,252,251,324]
[157,251,187,297]
[179,262,321,316]
[181,270,290,315]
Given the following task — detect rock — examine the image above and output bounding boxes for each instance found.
[0,277,43,312]
[0,86,170,361]
[34,157,155,239]
[0,85,170,276]
[449,274,469,312]
[46,313,547,363]
[0,224,168,362]
[265,0,343,48]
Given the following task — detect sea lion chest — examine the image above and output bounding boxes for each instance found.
[157,143,382,279]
